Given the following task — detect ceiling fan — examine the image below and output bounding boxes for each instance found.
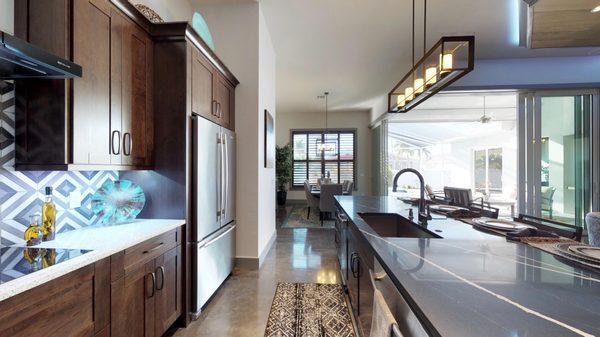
[478,96,492,124]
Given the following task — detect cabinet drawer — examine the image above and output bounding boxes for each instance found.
[124,229,180,272]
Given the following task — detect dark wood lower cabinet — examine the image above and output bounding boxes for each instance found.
[0,258,110,337]
[155,246,183,335]
[111,231,182,337]
[111,259,156,337]
[344,223,375,337]
[0,228,182,337]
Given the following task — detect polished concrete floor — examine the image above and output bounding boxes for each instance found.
[173,207,339,337]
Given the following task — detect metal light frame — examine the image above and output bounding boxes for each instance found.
[388,35,475,113]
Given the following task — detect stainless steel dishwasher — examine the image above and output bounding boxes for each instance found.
[370,259,430,337]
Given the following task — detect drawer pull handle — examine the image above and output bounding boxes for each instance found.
[156,266,165,290]
[143,242,164,254]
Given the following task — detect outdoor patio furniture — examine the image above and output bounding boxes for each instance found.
[304,180,320,219]
[319,184,343,226]
[443,187,473,207]
[516,214,582,241]
[541,186,556,219]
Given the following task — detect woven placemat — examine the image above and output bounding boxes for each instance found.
[459,218,509,237]
[528,242,600,270]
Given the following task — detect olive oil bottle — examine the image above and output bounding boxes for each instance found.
[24,214,42,246]
[42,187,56,241]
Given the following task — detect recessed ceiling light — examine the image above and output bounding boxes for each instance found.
[592,5,600,13]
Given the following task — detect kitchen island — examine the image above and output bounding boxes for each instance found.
[335,196,600,337]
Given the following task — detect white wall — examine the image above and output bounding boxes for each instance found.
[257,7,277,261]
[198,2,276,265]
[132,0,192,22]
[0,0,14,34]
[276,110,373,200]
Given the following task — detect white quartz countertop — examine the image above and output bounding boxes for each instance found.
[0,219,185,302]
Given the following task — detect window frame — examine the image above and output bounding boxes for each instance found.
[290,128,357,189]
[473,146,503,195]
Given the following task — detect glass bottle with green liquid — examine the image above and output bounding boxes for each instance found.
[42,186,56,241]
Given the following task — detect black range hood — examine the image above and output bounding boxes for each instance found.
[0,31,82,79]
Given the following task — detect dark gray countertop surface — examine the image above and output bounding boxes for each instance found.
[335,196,600,337]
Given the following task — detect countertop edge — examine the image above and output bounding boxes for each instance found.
[334,197,443,337]
[0,219,185,302]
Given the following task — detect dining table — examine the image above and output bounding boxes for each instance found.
[310,186,349,198]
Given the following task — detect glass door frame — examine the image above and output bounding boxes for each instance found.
[518,89,599,228]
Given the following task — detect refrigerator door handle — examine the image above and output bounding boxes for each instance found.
[222,134,228,219]
[216,133,222,221]
[199,224,236,249]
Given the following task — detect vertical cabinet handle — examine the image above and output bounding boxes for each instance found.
[156,266,165,290]
[123,132,132,156]
[212,100,218,116]
[350,253,360,278]
[147,272,156,298]
[111,130,121,155]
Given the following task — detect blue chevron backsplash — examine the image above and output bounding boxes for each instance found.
[0,81,118,245]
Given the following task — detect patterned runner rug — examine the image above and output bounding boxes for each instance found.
[264,283,355,337]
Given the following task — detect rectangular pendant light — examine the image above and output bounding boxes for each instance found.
[388,36,474,113]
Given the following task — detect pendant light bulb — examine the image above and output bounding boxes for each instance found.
[396,94,406,109]
[440,53,453,74]
[425,66,437,85]
[414,78,424,94]
[405,87,414,101]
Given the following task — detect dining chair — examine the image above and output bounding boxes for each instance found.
[319,184,343,226]
[304,180,320,219]
[342,180,354,195]
[515,214,583,241]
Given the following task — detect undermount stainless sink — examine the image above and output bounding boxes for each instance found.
[358,212,441,238]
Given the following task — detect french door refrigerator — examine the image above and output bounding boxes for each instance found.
[192,116,236,315]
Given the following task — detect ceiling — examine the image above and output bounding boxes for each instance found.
[529,0,600,48]
[260,0,599,116]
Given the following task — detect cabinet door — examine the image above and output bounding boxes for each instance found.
[113,14,153,166]
[214,74,234,129]
[111,260,156,337]
[110,7,125,165]
[357,254,374,336]
[154,245,182,336]
[347,230,360,318]
[72,0,111,165]
[191,48,215,121]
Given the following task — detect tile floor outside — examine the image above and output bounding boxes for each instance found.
[172,206,340,337]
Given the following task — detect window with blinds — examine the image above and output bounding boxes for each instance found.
[292,130,356,187]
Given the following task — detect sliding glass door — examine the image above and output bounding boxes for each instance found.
[519,90,598,227]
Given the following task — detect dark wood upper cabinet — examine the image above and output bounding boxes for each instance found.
[72,0,111,165]
[191,48,215,122]
[14,0,153,170]
[111,9,154,167]
[190,44,236,130]
[214,73,234,129]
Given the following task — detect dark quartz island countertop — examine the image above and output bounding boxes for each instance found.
[335,196,600,337]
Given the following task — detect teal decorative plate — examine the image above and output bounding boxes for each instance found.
[91,180,145,224]
[192,12,215,51]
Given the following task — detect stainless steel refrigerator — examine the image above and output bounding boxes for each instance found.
[192,116,236,315]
